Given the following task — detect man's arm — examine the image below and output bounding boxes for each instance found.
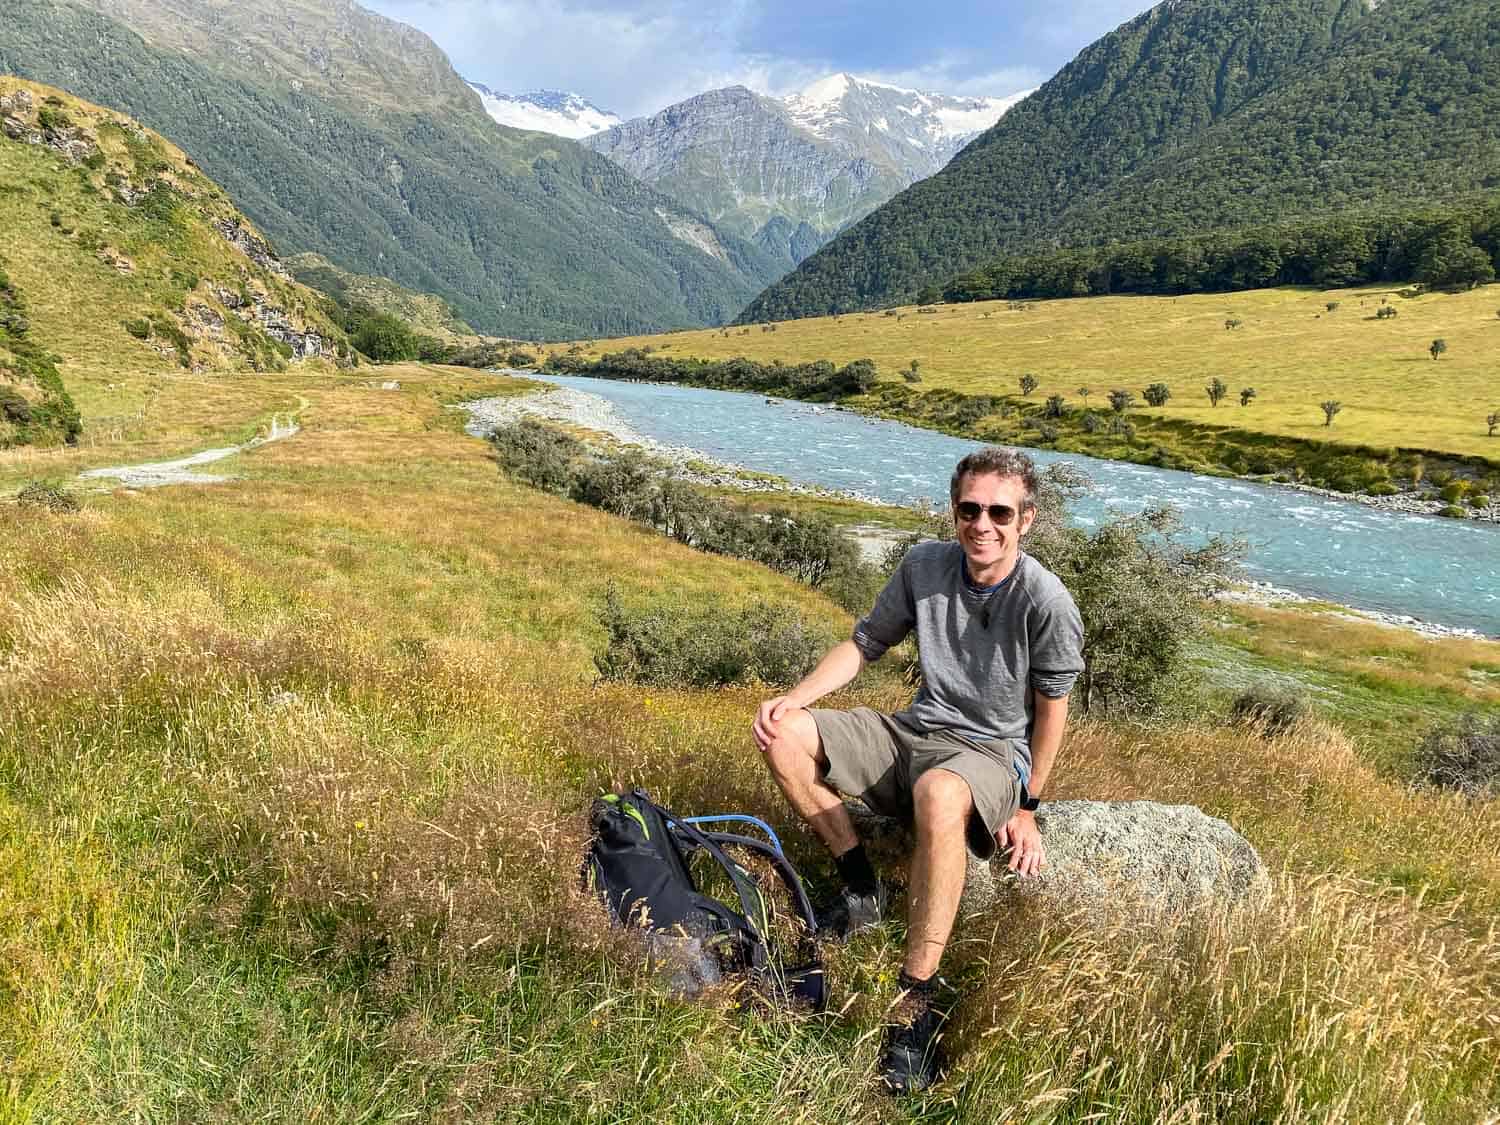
[996,690,1070,876]
[751,639,865,752]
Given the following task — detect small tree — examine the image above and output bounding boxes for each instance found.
[1077,386,1091,403]
[1108,389,1134,414]
[1376,305,1398,319]
[1019,373,1039,396]
[1488,410,1498,437]
[903,359,922,383]
[1205,377,1228,407]
[1240,387,1257,407]
[1044,393,1065,418]
[1321,400,1342,426]
[1430,338,1447,361]
[1142,382,1171,407]
[1325,301,1340,313]
[1224,318,1242,331]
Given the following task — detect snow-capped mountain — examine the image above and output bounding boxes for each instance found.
[779,73,1029,167]
[467,82,621,139]
[585,73,1031,267]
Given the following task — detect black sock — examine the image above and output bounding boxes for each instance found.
[834,843,879,896]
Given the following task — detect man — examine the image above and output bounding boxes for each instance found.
[751,446,1084,1093]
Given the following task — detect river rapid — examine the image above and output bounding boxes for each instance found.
[486,375,1500,638]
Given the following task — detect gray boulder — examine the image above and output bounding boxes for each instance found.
[847,798,1271,922]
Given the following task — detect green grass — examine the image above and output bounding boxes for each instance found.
[1,365,1496,1121]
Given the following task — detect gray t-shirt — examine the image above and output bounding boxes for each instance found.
[852,540,1085,775]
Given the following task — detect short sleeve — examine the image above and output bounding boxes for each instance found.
[1028,592,1085,698]
[852,555,916,662]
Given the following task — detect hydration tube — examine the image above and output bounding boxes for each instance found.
[679,814,786,858]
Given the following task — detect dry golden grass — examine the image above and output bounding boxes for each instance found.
[1,363,1496,1120]
[557,284,1500,462]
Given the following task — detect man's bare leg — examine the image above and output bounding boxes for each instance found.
[760,707,859,856]
[903,769,972,979]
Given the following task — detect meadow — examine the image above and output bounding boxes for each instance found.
[3,363,1498,1122]
[555,284,1500,467]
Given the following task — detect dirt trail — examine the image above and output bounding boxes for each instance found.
[78,397,307,489]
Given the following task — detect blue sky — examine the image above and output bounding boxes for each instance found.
[363,0,1157,117]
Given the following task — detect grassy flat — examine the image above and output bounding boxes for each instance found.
[3,365,1496,1120]
[556,284,1500,463]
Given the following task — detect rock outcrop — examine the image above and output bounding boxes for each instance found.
[848,798,1270,922]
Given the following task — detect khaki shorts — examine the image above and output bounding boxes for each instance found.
[810,707,1023,860]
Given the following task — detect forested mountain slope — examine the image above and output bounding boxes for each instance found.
[741,0,1500,321]
[2,0,783,340]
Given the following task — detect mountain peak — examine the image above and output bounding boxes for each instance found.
[465,82,622,139]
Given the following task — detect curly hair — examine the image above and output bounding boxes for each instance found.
[949,446,1039,510]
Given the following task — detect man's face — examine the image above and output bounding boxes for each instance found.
[952,471,1035,576]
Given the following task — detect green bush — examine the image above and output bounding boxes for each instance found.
[594,588,827,688]
[506,350,538,368]
[352,312,418,363]
[1412,712,1500,797]
[16,479,79,513]
[1468,494,1490,508]
[122,317,151,340]
[1368,481,1399,496]
[1229,684,1307,736]
[489,419,584,494]
[1438,504,1466,518]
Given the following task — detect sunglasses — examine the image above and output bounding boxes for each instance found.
[954,501,1019,526]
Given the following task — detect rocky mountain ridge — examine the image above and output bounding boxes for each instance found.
[585,73,1028,267]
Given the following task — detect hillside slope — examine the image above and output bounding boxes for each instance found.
[0,79,347,450]
[741,0,1500,320]
[2,0,783,340]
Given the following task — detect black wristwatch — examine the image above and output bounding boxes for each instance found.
[1019,785,1040,813]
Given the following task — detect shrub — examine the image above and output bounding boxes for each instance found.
[1438,504,1466,518]
[594,588,826,688]
[1205,378,1228,407]
[1108,389,1134,414]
[1375,305,1398,319]
[1229,685,1307,736]
[1142,383,1171,407]
[1368,481,1399,496]
[16,480,80,513]
[122,317,151,340]
[352,312,418,363]
[1080,411,1104,434]
[1019,373,1039,396]
[1412,712,1500,797]
[1469,493,1490,508]
[488,419,584,493]
[1325,301,1340,312]
[506,350,537,368]
[1024,467,1243,715]
[1044,394,1065,418]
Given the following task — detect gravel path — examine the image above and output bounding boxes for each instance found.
[79,409,302,489]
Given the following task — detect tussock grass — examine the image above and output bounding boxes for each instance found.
[1,366,1496,1120]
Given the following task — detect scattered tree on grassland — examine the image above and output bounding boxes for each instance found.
[1430,338,1448,360]
[1109,389,1134,414]
[1019,373,1039,396]
[1206,377,1228,407]
[1488,410,1498,437]
[1045,394,1065,418]
[1321,400,1343,426]
[1143,382,1171,407]
[1326,301,1340,312]
[1224,318,1242,331]
[904,359,923,383]
[1375,305,1398,319]
[1240,387,1257,407]
[1077,386,1091,403]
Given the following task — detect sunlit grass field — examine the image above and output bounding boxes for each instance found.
[3,366,1498,1121]
[557,284,1500,463]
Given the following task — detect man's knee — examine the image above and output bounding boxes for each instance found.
[763,708,823,777]
[912,769,973,832]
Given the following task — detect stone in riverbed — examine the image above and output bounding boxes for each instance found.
[846,797,1270,921]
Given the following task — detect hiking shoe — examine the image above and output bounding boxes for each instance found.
[815,882,887,940]
[879,991,951,1095]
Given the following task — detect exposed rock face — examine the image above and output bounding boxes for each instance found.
[586,76,1029,268]
[847,798,1270,922]
[213,219,291,279]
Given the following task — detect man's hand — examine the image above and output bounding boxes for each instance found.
[996,809,1045,877]
[752,694,794,752]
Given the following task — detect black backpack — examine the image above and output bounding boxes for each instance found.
[584,788,826,1009]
